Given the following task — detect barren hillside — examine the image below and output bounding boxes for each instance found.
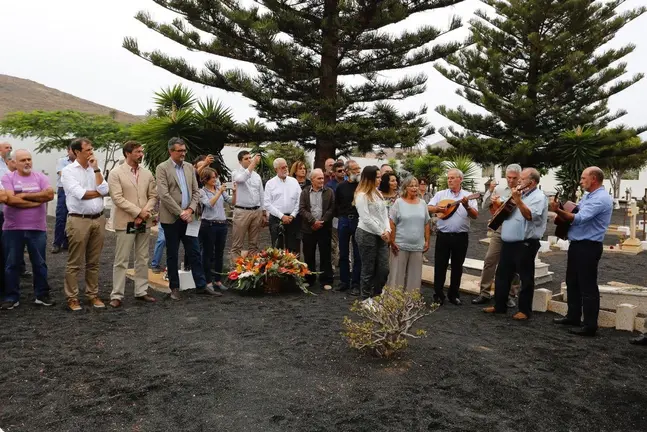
[0,74,142,123]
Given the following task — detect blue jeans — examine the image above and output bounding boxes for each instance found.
[3,230,48,302]
[53,187,69,248]
[161,219,206,290]
[338,216,361,288]
[199,222,228,284]
[151,224,166,268]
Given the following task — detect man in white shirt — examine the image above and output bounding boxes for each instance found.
[473,164,522,306]
[61,138,110,311]
[52,144,76,254]
[264,158,302,252]
[230,150,266,261]
[427,169,478,305]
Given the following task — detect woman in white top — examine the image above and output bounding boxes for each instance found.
[354,165,391,299]
[388,177,431,291]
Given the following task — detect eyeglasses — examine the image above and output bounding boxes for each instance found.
[336,169,344,173]
[172,149,187,153]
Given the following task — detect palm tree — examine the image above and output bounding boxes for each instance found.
[130,85,239,178]
[438,154,479,192]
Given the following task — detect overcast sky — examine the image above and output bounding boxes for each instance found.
[1,0,646,136]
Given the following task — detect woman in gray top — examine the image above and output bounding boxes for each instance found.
[388,177,431,291]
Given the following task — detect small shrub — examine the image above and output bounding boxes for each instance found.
[342,288,438,358]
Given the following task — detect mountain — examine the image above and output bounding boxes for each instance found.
[0,74,142,123]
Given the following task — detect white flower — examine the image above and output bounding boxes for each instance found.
[240,271,255,279]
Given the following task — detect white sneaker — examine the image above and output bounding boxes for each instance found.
[323,284,332,291]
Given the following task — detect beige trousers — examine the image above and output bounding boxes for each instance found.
[111,230,150,300]
[230,208,263,262]
[64,215,106,300]
[388,249,424,291]
[480,230,519,298]
[331,227,339,267]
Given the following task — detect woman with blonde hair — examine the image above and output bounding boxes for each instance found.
[388,176,430,291]
[290,160,311,189]
[354,165,390,299]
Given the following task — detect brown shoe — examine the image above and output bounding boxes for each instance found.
[135,294,157,303]
[512,312,529,320]
[89,297,106,309]
[67,298,82,312]
[168,289,181,301]
[482,306,497,313]
[109,299,122,308]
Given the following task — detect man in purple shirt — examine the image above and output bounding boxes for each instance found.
[0,150,54,310]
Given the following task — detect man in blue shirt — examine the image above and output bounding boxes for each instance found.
[52,144,75,253]
[549,166,613,337]
[484,168,547,319]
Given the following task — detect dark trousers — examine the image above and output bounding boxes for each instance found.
[0,212,5,298]
[494,239,540,315]
[565,240,603,329]
[3,230,48,302]
[338,216,361,289]
[302,226,334,285]
[434,232,469,301]
[355,227,389,299]
[269,215,300,253]
[162,219,206,290]
[54,187,69,248]
[199,222,228,284]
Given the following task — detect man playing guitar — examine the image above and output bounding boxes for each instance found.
[484,168,548,320]
[473,164,522,306]
[427,169,479,305]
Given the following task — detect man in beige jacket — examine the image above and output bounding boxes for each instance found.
[108,141,158,307]
[156,137,212,300]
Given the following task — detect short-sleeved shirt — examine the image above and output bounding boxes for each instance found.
[429,189,478,233]
[56,156,73,188]
[1,171,50,231]
[389,198,430,251]
[199,185,232,221]
[500,188,548,242]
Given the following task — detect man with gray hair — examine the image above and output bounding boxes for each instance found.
[484,168,547,320]
[427,168,479,305]
[473,164,522,306]
[264,157,302,252]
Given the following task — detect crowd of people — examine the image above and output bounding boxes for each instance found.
[0,137,645,346]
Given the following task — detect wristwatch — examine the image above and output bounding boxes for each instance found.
[93,169,101,173]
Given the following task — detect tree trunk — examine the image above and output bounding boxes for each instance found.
[315,0,340,169]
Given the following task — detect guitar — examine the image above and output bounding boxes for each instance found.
[553,192,578,240]
[487,182,531,231]
[434,193,481,220]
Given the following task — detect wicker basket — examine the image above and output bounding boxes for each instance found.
[263,275,283,294]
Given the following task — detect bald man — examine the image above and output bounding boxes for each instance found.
[0,150,55,310]
[549,167,613,337]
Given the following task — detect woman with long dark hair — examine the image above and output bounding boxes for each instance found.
[354,166,391,298]
[378,172,400,211]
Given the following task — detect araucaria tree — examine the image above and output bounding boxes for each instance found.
[124,0,465,168]
[435,0,646,170]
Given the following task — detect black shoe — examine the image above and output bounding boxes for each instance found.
[51,245,61,254]
[34,296,55,307]
[472,295,490,305]
[448,298,462,306]
[0,300,19,310]
[553,317,581,326]
[336,284,349,292]
[433,294,445,306]
[630,334,647,346]
[569,327,597,337]
[349,287,360,297]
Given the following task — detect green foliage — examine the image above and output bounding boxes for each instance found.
[130,85,239,177]
[124,0,466,167]
[0,110,130,172]
[342,288,437,358]
[435,0,647,170]
[438,154,479,192]
[599,136,647,198]
[401,150,444,189]
[554,127,601,201]
[265,142,309,173]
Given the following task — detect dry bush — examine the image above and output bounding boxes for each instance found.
[342,287,438,358]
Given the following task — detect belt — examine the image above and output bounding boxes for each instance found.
[69,213,103,219]
[235,205,260,210]
[340,215,357,219]
[202,219,228,225]
[438,231,468,236]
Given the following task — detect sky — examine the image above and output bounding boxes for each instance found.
[1,0,646,139]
